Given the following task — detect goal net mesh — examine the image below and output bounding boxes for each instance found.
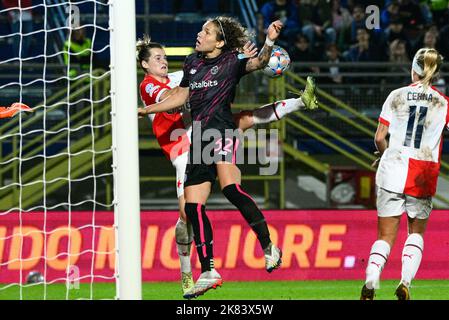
[0,0,117,300]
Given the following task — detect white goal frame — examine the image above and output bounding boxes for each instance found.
[110,0,142,300]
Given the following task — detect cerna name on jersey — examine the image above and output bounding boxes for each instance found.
[407,92,433,102]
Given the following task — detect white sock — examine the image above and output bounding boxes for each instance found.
[175,218,192,273]
[365,240,390,289]
[252,98,304,124]
[400,233,424,287]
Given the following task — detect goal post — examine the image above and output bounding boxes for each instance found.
[110,0,142,300]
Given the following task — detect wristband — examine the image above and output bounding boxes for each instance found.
[265,37,274,46]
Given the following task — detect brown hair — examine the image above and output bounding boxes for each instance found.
[414,48,444,87]
[208,16,252,52]
[136,34,164,72]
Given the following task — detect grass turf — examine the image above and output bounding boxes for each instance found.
[0,280,448,300]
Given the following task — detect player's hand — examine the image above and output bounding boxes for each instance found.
[242,41,258,58]
[137,107,148,118]
[267,20,283,42]
[371,151,381,168]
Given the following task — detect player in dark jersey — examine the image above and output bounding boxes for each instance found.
[139,17,318,299]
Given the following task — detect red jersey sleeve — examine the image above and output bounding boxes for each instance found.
[139,75,170,107]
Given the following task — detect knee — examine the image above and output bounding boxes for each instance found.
[184,203,198,220]
[222,184,239,201]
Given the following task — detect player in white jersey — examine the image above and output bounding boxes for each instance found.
[136,36,318,297]
[360,48,447,300]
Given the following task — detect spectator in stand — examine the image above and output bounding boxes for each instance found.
[259,0,301,47]
[385,39,410,85]
[349,4,366,42]
[410,27,439,56]
[290,34,321,74]
[322,44,344,84]
[388,39,410,63]
[64,28,92,78]
[407,30,424,57]
[422,28,438,49]
[330,0,353,38]
[337,4,365,52]
[346,28,385,62]
[384,16,408,44]
[397,0,425,32]
[301,0,337,52]
[2,0,33,58]
[383,15,413,57]
[380,1,400,30]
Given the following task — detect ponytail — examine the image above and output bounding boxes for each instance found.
[413,48,443,88]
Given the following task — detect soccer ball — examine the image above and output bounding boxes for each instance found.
[262,46,291,78]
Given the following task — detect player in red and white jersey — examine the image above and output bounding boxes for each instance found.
[136,35,318,297]
[360,48,447,300]
[139,70,191,162]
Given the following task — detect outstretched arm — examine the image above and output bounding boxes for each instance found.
[138,86,189,116]
[245,20,283,73]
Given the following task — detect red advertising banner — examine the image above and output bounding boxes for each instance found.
[1,210,449,283]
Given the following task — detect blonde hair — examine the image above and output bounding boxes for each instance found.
[413,48,443,88]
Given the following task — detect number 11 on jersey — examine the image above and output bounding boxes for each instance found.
[404,105,428,149]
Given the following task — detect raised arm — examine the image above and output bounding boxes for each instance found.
[245,20,283,73]
[138,86,189,116]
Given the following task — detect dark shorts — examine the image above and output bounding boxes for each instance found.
[184,131,241,188]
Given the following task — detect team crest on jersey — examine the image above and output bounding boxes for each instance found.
[211,66,219,75]
[145,83,160,96]
[190,69,197,75]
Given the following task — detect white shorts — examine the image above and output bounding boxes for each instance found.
[376,187,432,219]
[172,151,188,198]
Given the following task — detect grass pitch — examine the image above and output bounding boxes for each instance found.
[0,280,448,300]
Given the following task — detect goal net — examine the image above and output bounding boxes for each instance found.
[0,0,141,300]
